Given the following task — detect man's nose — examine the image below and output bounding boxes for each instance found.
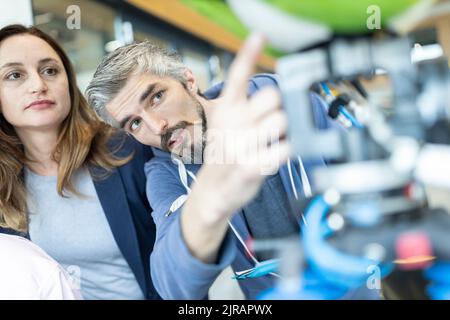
[143,114,168,135]
[28,72,48,94]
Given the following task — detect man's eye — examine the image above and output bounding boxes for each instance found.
[130,119,141,132]
[6,72,21,80]
[152,91,163,104]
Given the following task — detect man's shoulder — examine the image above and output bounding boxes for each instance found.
[144,151,179,181]
[204,73,280,100]
[144,156,202,178]
[249,73,280,88]
[247,73,280,96]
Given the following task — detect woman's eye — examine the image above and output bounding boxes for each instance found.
[130,119,141,132]
[43,68,57,76]
[6,72,21,80]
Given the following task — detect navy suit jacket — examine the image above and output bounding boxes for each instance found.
[0,134,160,300]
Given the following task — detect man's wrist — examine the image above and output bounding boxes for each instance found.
[181,193,230,263]
[184,179,230,228]
[192,164,236,223]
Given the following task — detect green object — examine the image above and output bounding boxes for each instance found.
[181,0,283,57]
[263,0,420,34]
[182,0,420,56]
[182,0,248,39]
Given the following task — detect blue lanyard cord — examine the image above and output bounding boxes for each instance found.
[233,259,281,280]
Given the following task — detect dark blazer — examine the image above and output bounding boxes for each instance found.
[0,134,160,300]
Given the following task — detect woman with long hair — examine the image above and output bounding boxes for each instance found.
[0,24,159,300]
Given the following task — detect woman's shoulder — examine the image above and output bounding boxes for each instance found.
[88,132,153,177]
[107,132,153,159]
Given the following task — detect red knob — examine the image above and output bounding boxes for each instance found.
[395,232,434,270]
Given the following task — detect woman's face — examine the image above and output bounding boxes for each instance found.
[0,34,70,132]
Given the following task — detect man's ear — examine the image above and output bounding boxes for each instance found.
[184,68,198,95]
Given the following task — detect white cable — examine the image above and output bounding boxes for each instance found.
[168,194,188,216]
[288,159,308,226]
[227,221,260,265]
[297,156,312,197]
[164,159,196,216]
[287,160,299,200]
[174,158,191,193]
[187,169,197,182]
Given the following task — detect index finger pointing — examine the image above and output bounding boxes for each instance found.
[222,33,266,102]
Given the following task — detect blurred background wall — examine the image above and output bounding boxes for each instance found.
[1,0,276,93]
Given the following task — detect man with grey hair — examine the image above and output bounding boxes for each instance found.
[85,34,348,300]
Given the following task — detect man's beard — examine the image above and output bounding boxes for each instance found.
[160,95,207,164]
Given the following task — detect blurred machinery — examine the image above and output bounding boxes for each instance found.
[228,0,450,299]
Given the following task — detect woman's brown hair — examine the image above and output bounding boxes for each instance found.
[0,24,131,232]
